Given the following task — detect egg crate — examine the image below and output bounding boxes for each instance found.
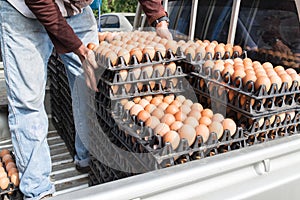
[189,69,300,116]
[0,187,23,200]
[179,49,247,73]
[96,46,184,70]
[228,108,300,137]
[95,75,188,102]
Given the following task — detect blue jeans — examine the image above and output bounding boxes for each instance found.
[0,0,98,199]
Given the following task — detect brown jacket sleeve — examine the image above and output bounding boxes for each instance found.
[24,0,82,54]
[138,0,167,26]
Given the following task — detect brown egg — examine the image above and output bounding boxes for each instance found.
[10,173,19,187]
[269,75,282,90]
[160,114,176,126]
[0,149,10,158]
[178,124,196,146]
[133,96,141,104]
[190,103,203,112]
[144,104,157,114]
[222,118,237,136]
[153,64,165,76]
[117,49,130,64]
[154,44,166,58]
[170,99,182,107]
[184,116,199,128]
[280,74,293,89]
[242,73,257,87]
[185,47,196,60]
[163,95,175,104]
[163,131,180,150]
[137,110,151,122]
[212,113,225,123]
[201,108,214,119]
[130,104,144,116]
[255,76,271,91]
[166,62,177,75]
[87,42,97,50]
[0,177,9,190]
[150,97,162,106]
[182,99,193,107]
[224,44,233,57]
[137,99,149,108]
[232,69,246,82]
[205,44,215,57]
[157,102,169,111]
[165,104,180,115]
[179,104,191,115]
[124,101,135,110]
[174,111,187,122]
[209,121,224,139]
[170,121,184,131]
[145,116,160,129]
[151,108,165,120]
[105,51,118,66]
[199,116,212,126]
[141,65,154,78]
[195,124,210,143]
[215,44,225,58]
[143,46,156,60]
[286,68,297,75]
[154,123,170,136]
[130,48,143,63]
[196,46,206,59]
[233,45,243,56]
[165,40,178,54]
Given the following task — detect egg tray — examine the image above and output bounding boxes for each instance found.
[189,70,300,115]
[95,75,189,101]
[179,49,246,71]
[96,47,184,71]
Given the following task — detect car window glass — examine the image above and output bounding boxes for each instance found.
[237,0,300,68]
[101,15,120,28]
[125,16,135,26]
[194,0,233,43]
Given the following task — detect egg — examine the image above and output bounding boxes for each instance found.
[179,104,191,114]
[165,40,178,54]
[222,118,237,136]
[10,173,19,187]
[178,124,196,146]
[163,95,175,104]
[170,121,184,131]
[163,131,180,150]
[117,49,130,64]
[0,177,9,190]
[211,113,225,122]
[174,111,187,122]
[233,45,243,56]
[145,116,160,129]
[143,46,156,60]
[144,104,157,114]
[165,105,180,115]
[143,95,153,102]
[269,75,282,90]
[255,76,271,92]
[190,103,203,112]
[150,97,162,106]
[280,74,293,89]
[153,64,165,76]
[130,104,144,116]
[165,62,177,75]
[175,95,186,103]
[209,121,224,139]
[170,99,182,107]
[141,65,154,78]
[196,46,206,59]
[154,44,166,58]
[105,51,118,66]
[157,102,169,111]
[224,44,233,57]
[184,116,199,128]
[130,47,143,63]
[0,149,10,158]
[199,116,212,126]
[160,114,176,126]
[242,73,257,87]
[133,96,141,104]
[185,47,196,60]
[195,124,210,143]
[151,108,165,120]
[124,101,135,110]
[154,123,170,136]
[138,99,150,108]
[201,108,214,119]
[188,110,201,120]
[137,110,151,122]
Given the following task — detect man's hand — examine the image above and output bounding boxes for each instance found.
[156,21,173,40]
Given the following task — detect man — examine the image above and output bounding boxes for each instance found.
[0,0,172,199]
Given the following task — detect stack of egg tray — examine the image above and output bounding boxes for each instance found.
[86,85,247,186]
[94,49,188,101]
[0,153,23,200]
[183,55,300,144]
[47,52,76,157]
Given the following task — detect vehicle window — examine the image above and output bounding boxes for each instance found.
[101,15,120,28]
[237,0,300,68]
[168,0,192,40]
[125,16,135,26]
[194,0,233,43]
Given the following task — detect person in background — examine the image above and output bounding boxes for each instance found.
[0,0,172,199]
